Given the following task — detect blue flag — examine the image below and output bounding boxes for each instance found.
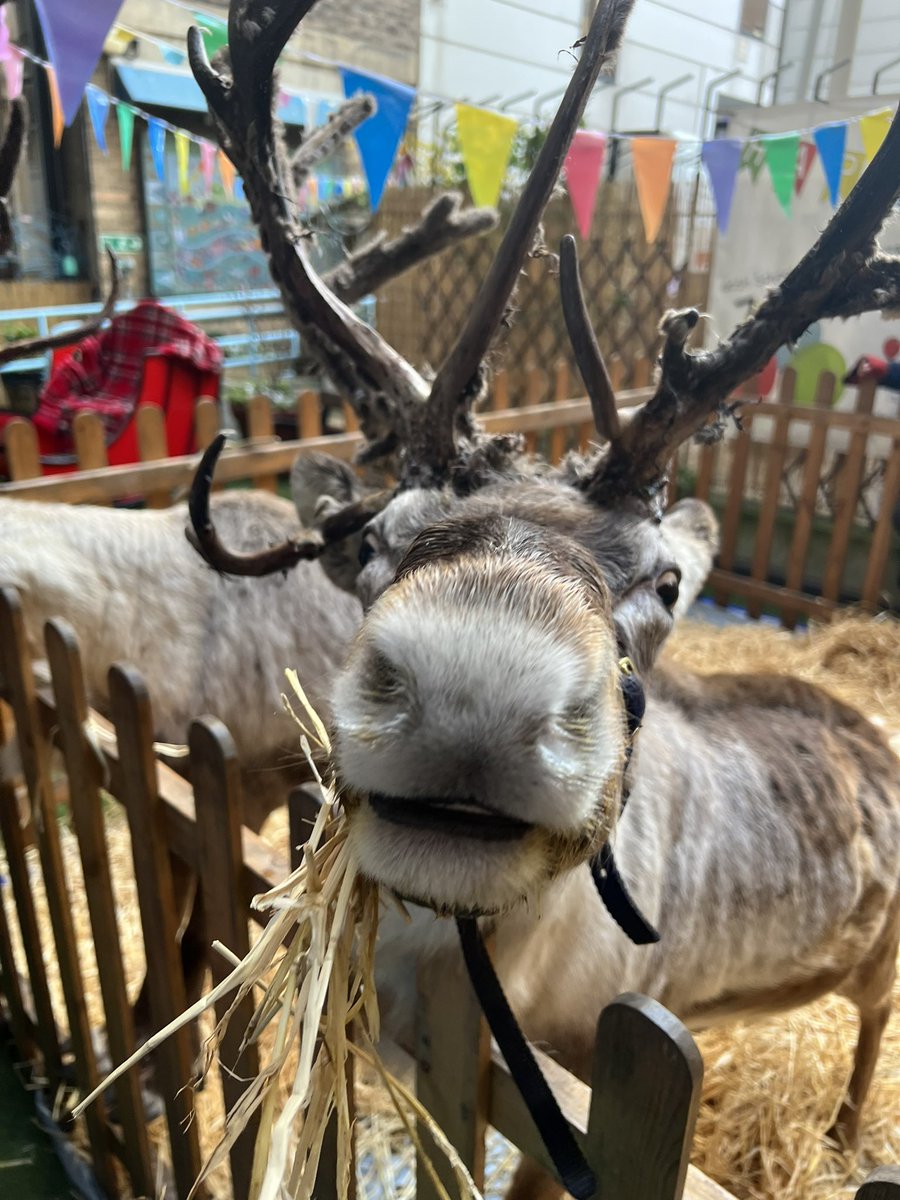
[148,117,167,183]
[701,139,742,234]
[86,86,110,154]
[340,67,415,210]
[813,122,847,208]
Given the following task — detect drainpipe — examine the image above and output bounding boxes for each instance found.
[654,74,693,133]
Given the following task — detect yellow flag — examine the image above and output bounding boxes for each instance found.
[175,131,191,195]
[455,104,518,208]
[859,109,892,163]
[218,150,236,198]
[631,138,676,244]
[46,65,64,148]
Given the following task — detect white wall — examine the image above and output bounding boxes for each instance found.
[418,0,785,139]
[777,0,900,103]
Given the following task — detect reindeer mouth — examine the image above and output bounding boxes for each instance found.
[367,793,532,842]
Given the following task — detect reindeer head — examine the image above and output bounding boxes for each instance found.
[187,0,900,915]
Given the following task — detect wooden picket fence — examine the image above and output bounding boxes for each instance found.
[1,359,898,626]
[2,590,898,1200]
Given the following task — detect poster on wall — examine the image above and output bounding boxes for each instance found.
[706,119,900,417]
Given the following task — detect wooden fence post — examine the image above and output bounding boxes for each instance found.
[194,397,220,451]
[0,588,117,1194]
[297,391,321,441]
[247,395,278,492]
[190,716,261,1200]
[73,412,109,473]
[415,944,490,1200]
[137,404,172,509]
[586,993,703,1200]
[822,377,877,602]
[714,411,755,608]
[492,369,509,412]
[856,1168,900,1200]
[109,663,206,1200]
[746,369,795,619]
[860,432,900,608]
[4,418,41,480]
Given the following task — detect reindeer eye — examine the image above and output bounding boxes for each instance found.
[358,531,379,568]
[656,568,680,610]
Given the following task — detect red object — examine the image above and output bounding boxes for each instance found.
[0,300,221,474]
[844,355,887,385]
[883,337,900,360]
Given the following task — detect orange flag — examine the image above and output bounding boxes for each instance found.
[631,138,676,244]
[46,65,64,147]
[218,150,236,198]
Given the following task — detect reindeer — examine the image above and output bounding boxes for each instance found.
[184,0,900,1188]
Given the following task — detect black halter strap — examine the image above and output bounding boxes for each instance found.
[456,662,658,1199]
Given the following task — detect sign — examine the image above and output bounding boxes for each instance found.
[100,234,144,254]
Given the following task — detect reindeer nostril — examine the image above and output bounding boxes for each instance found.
[365,650,406,702]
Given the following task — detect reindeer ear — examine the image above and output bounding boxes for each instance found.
[613,586,673,676]
[289,453,364,527]
[660,498,718,617]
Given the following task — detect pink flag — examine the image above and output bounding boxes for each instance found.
[199,142,216,195]
[564,130,606,239]
[2,47,24,101]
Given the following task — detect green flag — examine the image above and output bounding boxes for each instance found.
[762,133,800,215]
[193,10,228,57]
[116,102,135,170]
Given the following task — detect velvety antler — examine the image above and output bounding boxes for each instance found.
[289,94,375,190]
[559,233,620,445]
[582,105,900,510]
[0,249,120,366]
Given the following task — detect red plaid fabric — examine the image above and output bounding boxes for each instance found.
[34,300,223,444]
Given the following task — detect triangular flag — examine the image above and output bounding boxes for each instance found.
[455,103,518,209]
[86,87,110,154]
[192,10,228,58]
[340,67,415,210]
[631,138,676,243]
[564,130,606,239]
[839,150,866,202]
[2,47,24,101]
[162,46,186,67]
[34,0,122,126]
[116,103,135,169]
[46,64,64,147]
[701,139,741,234]
[175,131,191,195]
[860,109,892,164]
[199,141,216,195]
[794,139,816,195]
[762,133,800,215]
[148,117,167,182]
[0,7,11,61]
[218,150,236,198]
[813,122,847,207]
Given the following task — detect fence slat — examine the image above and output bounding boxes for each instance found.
[109,663,206,1200]
[524,365,544,454]
[783,373,835,625]
[860,434,900,607]
[821,377,877,602]
[714,411,755,607]
[194,396,220,451]
[0,589,117,1193]
[693,443,716,502]
[343,401,360,434]
[856,1168,900,1200]
[4,418,41,480]
[415,948,490,1200]
[0,703,39,1063]
[248,395,278,492]
[747,370,795,618]
[586,993,703,1200]
[44,619,155,1197]
[73,412,109,473]
[190,716,261,1200]
[491,369,509,412]
[137,404,172,509]
[297,390,321,440]
[549,361,570,464]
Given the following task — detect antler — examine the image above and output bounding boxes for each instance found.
[579,105,900,510]
[186,435,388,575]
[559,233,620,445]
[0,250,120,367]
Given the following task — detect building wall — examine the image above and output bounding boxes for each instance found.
[777,0,900,104]
[418,0,785,138]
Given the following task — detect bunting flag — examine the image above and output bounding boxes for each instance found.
[148,117,167,182]
[340,67,415,210]
[34,0,122,126]
[701,139,741,234]
[86,86,111,154]
[631,138,676,243]
[117,102,135,169]
[794,139,816,196]
[813,122,847,207]
[46,65,64,147]
[455,103,518,209]
[105,25,135,57]
[859,109,892,163]
[564,130,606,239]
[175,130,191,195]
[2,47,24,101]
[199,140,216,194]
[192,10,228,58]
[162,46,186,66]
[762,133,800,215]
[218,150,236,198]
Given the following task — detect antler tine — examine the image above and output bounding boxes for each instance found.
[418,0,636,479]
[186,435,388,577]
[585,104,900,509]
[0,249,120,367]
[187,3,430,453]
[559,234,620,444]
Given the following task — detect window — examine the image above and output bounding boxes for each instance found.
[740,0,769,39]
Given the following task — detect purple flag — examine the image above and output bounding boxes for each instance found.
[701,139,742,234]
[148,118,167,183]
[34,0,123,126]
[813,122,847,208]
[340,67,415,210]
[86,87,110,154]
